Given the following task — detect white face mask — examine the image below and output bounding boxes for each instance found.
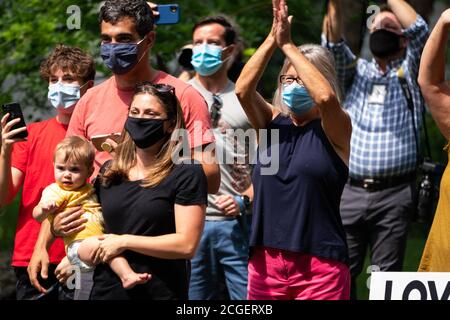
[47,81,86,109]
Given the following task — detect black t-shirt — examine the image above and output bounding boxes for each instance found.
[89,162,207,300]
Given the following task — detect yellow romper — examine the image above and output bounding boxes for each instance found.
[419,145,450,271]
[41,182,104,249]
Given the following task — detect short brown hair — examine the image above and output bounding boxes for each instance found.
[54,136,95,170]
[100,0,154,37]
[192,15,238,46]
[40,45,95,84]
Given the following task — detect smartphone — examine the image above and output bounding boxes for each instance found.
[155,4,180,25]
[1,102,28,139]
[91,133,122,152]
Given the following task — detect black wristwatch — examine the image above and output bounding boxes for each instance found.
[241,195,251,210]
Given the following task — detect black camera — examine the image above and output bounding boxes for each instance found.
[178,47,193,71]
[415,160,445,223]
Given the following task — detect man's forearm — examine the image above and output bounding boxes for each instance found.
[203,163,220,194]
[388,0,417,29]
[35,219,56,251]
[192,146,220,194]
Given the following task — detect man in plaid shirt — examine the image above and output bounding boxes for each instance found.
[322,0,428,299]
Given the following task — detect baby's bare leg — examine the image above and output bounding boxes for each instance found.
[77,236,102,266]
[109,257,151,289]
[77,236,151,289]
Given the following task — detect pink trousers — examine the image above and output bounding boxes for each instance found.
[247,246,350,300]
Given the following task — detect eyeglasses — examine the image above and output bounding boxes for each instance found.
[210,94,223,128]
[279,75,301,85]
[135,81,176,96]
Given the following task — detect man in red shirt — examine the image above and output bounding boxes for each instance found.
[0,45,95,300]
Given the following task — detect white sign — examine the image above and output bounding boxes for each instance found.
[370,272,450,300]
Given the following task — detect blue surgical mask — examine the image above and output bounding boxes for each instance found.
[282,82,315,115]
[101,37,146,75]
[191,43,227,76]
[48,82,84,109]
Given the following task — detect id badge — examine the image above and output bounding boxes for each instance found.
[367,82,387,105]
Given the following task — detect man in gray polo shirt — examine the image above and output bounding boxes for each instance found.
[188,15,254,300]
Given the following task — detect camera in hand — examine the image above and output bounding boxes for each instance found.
[415,160,445,223]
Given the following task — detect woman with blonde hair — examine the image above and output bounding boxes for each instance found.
[88,81,207,300]
[235,0,352,300]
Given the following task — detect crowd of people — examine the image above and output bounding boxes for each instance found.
[1,0,450,300]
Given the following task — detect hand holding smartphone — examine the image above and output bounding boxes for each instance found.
[91,133,122,153]
[1,102,28,139]
[154,4,180,25]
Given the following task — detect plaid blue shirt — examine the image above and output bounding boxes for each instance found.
[322,16,429,178]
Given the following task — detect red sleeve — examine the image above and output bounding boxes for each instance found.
[180,85,215,149]
[11,139,29,173]
[66,95,87,138]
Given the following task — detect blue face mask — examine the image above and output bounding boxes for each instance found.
[101,37,146,75]
[282,82,315,115]
[191,43,227,76]
[48,82,83,110]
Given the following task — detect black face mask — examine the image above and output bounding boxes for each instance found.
[125,117,169,149]
[369,29,403,60]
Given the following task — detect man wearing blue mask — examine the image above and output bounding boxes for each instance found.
[188,16,255,300]
[322,0,429,299]
[0,45,95,300]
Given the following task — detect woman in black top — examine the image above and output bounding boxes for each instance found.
[89,82,207,300]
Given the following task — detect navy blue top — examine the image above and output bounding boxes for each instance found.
[250,115,349,264]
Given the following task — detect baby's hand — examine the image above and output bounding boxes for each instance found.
[41,201,59,215]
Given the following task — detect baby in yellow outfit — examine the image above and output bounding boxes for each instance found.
[33,136,150,289]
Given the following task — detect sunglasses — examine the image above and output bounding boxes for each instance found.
[210,94,223,128]
[136,81,176,95]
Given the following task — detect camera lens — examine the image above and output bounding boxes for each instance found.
[170,5,177,13]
